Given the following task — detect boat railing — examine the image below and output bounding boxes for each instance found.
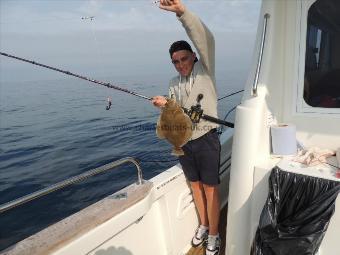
[252,13,270,97]
[0,157,145,214]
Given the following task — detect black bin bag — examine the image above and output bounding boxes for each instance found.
[251,167,340,255]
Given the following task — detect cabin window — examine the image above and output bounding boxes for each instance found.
[304,0,340,108]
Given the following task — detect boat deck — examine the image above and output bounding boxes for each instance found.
[186,203,228,255]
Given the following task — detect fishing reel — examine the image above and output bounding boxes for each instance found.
[187,94,204,123]
[185,94,235,128]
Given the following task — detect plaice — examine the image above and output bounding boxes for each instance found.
[156,99,193,156]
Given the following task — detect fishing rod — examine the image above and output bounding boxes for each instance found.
[0,52,151,101]
[0,51,234,128]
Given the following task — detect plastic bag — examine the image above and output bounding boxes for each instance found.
[251,167,340,255]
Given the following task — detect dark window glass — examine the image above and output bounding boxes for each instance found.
[304,0,340,108]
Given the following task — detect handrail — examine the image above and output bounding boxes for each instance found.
[0,157,144,213]
[252,13,270,97]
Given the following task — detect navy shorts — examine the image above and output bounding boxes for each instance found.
[179,129,221,186]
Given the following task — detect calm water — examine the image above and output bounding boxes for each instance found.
[0,76,242,250]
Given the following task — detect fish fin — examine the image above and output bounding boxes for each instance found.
[156,125,165,139]
[171,147,185,156]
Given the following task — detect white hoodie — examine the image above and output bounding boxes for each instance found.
[169,10,219,140]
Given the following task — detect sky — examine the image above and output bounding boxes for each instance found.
[0,0,262,84]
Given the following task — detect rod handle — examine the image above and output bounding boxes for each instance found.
[202,114,234,128]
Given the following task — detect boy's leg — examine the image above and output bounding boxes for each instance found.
[190,181,208,226]
[203,184,220,235]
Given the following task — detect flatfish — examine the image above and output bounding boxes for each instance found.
[156,99,193,156]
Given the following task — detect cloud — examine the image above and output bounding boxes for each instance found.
[0,0,260,83]
[193,1,261,32]
[77,0,103,15]
[0,0,261,34]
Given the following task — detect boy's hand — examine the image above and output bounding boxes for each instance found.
[159,0,185,17]
[152,96,167,107]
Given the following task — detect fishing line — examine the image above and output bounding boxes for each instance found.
[217,104,240,134]
[218,89,244,101]
[81,15,110,105]
[90,21,99,49]
[216,89,244,133]
[81,16,102,58]
[223,105,239,121]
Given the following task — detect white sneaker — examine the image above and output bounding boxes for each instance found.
[191,226,209,247]
[205,235,220,255]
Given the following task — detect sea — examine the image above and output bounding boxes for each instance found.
[0,74,244,250]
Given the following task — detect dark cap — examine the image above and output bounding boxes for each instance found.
[169,40,198,62]
[169,40,193,57]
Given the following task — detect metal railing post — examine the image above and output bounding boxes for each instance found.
[252,13,270,97]
[0,157,144,213]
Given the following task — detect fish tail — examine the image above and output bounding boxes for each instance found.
[171,147,185,156]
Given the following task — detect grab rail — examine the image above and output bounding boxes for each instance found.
[252,13,270,96]
[0,157,144,213]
